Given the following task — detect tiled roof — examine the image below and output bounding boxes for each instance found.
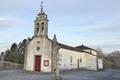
[58,43,83,52]
[58,43,97,56]
[75,45,97,51]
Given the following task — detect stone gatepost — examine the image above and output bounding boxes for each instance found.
[51,35,62,80]
[0,53,5,67]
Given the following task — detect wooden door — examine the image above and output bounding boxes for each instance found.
[35,55,41,72]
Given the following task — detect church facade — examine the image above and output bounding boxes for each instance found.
[24,6,103,72]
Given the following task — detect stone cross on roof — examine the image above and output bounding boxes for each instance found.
[40,0,44,13]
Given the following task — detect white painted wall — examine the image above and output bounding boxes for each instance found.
[24,37,101,72]
[91,50,97,55]
[98,58,103,69]
[24,37,52,72]
[59,48,98,71]
[83,50,97,56]
[83,53,97,70]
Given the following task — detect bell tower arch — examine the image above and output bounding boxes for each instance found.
[34,2,48,37]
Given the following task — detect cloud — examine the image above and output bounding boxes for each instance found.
[0,0,36,10]
[0,42,11,53]
[82,24,120,33]
[0,18,16,29]
[0,0,120,54]
[92,44,120,53]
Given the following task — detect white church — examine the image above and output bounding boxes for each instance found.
[24,4,103,72]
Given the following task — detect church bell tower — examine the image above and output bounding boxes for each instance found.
[34,2,48,37]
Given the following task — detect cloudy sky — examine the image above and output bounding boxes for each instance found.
[0,0,120,53]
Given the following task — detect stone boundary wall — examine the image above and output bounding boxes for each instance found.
[0,61,23,70]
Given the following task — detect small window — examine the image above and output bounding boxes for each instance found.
[80,58,82,63]
[37,23,39,27]
[41,23,44,27]
[37,41,40,44]
[36,47,40,51]
[42,22,44,25]
[70,56,72,63]
[41,23,44,30]
[41,23,44,34]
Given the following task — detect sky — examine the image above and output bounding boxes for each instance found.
[0,0,120,54]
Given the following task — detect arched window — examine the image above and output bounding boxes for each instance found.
[41,23,44,34]
[36,23,39,34]
[37,23,39,27]
[80,58,82,63]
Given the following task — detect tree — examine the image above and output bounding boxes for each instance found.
[107,51,120,69]
[10,43,18,52]
[4,43,20,63]
[3,38,31,64]
[4,49,12,61]
[0,52,4,61]
[96,48,106,58]
[96,48,114,69]
[17,39,27,64]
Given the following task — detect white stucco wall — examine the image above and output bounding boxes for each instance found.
[83,53,97,70]
[24,37,99,72]
[24,37,52,72]
[59,48,97,71]
[91,50,97,55]
[98,58,103,69]
[83,50,97,56]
